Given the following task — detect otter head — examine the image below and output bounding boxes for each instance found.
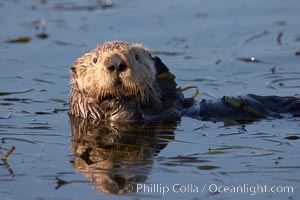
[70,41,164,119]
[70,41,161,103]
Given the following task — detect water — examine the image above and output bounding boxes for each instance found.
[0,0,299,199]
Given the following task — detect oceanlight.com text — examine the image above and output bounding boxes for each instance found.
[124,183,294,196]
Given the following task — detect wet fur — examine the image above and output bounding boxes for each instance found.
[69,41,168,121]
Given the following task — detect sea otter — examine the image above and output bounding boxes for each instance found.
[69,41,300,121]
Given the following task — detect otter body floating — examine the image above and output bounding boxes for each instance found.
[69,41,300,122]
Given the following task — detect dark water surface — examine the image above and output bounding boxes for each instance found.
[0,0,300,199]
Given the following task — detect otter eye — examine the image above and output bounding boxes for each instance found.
[93,57,98,64]
[135,54,140,62]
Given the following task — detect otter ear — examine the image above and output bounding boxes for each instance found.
[70,66,77,79]
[70,66,76,72]
[153,56,170,75]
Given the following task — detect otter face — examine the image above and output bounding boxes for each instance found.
[71,41,159,104]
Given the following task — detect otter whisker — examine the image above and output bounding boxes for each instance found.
[137,84,145,103]
[130,83,136,96]
[132,76,146,103]
[144,79,161,105]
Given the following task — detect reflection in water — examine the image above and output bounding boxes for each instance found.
[69,116,177,194]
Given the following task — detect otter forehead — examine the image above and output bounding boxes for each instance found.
[97,41,146,54]
[95,41,151,62]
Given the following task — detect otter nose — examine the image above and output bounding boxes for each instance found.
[107,61,128,73]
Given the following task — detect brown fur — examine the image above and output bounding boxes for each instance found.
[69,41,170,121]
